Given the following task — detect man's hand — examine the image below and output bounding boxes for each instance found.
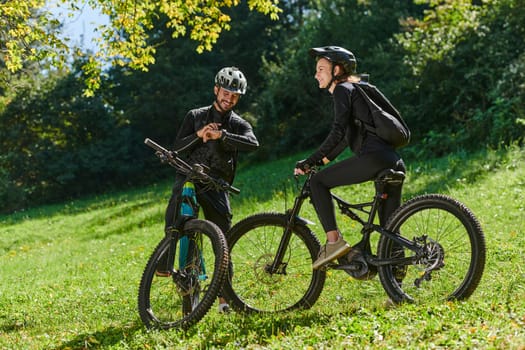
[197,123,222,143]
[203,129,223,142]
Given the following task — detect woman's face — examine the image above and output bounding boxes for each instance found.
[314,58,333,89]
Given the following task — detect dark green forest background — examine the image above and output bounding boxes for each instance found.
[1,0,524,213]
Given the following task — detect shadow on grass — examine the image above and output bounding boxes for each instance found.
[183,308,362,348]
[77,198,161,241]
[0,182,168,226]
[0,320,27,333]
[50,323,144,350]
[40,313,335,349]
[46,305,378,349]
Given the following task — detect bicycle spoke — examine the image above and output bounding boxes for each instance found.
[379,194,485,304]
[223,214,326,313]
[138,220,228,329]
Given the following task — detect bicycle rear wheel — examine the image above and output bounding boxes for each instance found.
[378,194,486,304]
[222,213,326,314]
[138,219,228,329]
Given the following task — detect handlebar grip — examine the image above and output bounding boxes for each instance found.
[229,185,241,195]
[144,138,169,154]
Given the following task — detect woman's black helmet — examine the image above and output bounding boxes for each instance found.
[215,67,247,95]
[309,46,357,75]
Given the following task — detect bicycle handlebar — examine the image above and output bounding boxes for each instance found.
[144,138,240,195]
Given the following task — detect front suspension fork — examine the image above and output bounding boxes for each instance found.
[266,193,308,275]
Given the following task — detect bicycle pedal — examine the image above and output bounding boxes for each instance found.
[155,270,172,277]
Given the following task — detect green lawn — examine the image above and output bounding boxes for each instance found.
[1,146,524,349]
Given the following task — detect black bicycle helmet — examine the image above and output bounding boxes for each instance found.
[309,46,357,75]
[214,67,247,95]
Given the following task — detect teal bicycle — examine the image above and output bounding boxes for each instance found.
[138,138,238,329]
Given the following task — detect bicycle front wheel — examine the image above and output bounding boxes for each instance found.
[138,219,228,329]
[222,213,326,314]
[378,194,486,304]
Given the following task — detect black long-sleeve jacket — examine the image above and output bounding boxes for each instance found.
[308,82,393,164]
[173,105,259,184]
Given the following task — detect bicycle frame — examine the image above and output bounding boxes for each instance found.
[268,168,421,274]
[331,191,422,269]
[144,138,238,278]
[161,176,196,280]
[139,138,236,329]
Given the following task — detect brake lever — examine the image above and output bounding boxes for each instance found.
[155,151,169,163]
[192,166,240,194]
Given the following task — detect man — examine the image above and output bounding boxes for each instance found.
[164,66,259,312]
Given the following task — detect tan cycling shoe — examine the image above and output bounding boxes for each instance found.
[313,237,352,269]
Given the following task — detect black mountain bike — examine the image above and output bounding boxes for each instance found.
[138,138,238,329]
[221,167,486,313]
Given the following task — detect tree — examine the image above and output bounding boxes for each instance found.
[106,2,286,147]
[0,57,150,212]
[252,0,423,159]
[395,0,525,155]
[0,0,281,96]
[0,3,287,212]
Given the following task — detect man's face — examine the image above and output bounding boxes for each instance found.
[214,86,240,112]
[314,58,333,89]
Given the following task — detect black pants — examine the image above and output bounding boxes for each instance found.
[164,175,232,234]
[309,151,405,233]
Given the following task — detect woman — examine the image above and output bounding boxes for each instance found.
[294,46,406,269]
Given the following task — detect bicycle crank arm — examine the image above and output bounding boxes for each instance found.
[329,263,362,271]
[367,256,415,267]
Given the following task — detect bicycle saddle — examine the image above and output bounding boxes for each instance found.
[376,169,405,185]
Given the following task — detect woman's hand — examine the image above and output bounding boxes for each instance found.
[294,157,329,175]
[294,159,311,175]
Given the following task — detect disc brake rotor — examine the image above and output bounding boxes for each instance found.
[253,254,284,285]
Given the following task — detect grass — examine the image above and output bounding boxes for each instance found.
[1,145,524,349]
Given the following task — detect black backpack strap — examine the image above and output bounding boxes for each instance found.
[357,82,404,122]
[352,83,379,135]
[354,83,381,111]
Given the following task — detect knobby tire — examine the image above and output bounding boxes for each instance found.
[138,219,228,329]
[378,194,486,304]
[222,213,326,314]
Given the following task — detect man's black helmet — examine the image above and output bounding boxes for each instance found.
[215,67,247,95]
[309,46,357,75]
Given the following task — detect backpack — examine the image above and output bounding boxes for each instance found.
[353,83,411,149]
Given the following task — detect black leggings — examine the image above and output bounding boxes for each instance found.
[309,151,405,233]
